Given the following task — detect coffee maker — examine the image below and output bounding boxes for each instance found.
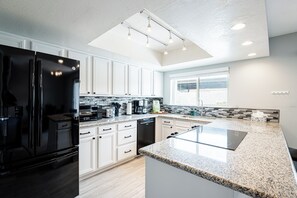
[133,100,148,114]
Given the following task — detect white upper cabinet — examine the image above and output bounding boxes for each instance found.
[31,41,64,56]
[68,51,91,95]
[92,56,111,95]
[141,68,153,96]
[112,61,127,95]
[0,34,22,48]
[153,71,163,97]
[128,65,140,96]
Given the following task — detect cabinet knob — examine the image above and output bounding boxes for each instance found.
[93,92,96,94]
[99,136,102,138]
[87,92,90,94]
[92,137,95,140]
[170,126,172,129]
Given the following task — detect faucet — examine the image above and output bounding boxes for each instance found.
[198,99,205,116]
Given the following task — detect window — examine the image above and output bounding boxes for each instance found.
[170,74,228,106]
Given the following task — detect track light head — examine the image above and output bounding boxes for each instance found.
[169,31,173,43]
[182,40,187,51]
[147,17,152,32]
[128,27,131,40]
[146,36,149,47]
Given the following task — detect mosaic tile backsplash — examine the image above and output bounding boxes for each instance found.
[80,97,279,123]
[162,105,280,123]
[80,96,163,116]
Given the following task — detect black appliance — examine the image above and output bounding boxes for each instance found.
[137,118,155,154]
[0,44,80,198]
[133,100,148,114]
[79,104,102,122]
[171,126,247,151]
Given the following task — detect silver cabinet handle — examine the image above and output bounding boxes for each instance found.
[124,150,132,154]
[103,128,112,131]
[124,135,132,139]
[80,132,90,135]
[125,125,132,128]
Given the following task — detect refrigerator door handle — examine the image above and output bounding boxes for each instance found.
[28,59,35,148]
[37,60,43,147]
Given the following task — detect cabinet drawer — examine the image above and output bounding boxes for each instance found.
[175,120,191,128]
[80,127,97,138]
[162,119,174,125]
[117,142,136,161]
[98,124,116,134]
[118,129,136,146]
[118,121,136,131]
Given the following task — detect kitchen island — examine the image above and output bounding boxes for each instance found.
[139,118,297,198]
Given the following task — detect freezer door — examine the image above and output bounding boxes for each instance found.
[0,45,35,167]
[0,148,79,198]
[35,52,79,156]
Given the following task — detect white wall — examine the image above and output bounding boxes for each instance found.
[163,32,297,149]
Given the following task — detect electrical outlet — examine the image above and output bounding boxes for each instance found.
[271,91,290,95]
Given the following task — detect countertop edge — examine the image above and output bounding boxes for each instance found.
[139,149,275,198]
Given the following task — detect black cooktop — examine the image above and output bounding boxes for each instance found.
[173,126,247,151]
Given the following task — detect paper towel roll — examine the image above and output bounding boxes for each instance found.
[126,102,132,115]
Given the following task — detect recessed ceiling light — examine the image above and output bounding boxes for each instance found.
[231,23,246,30]
[242,41,253,46]
[164,50,168,55]
[58,59,63,64]
[248,53,256,57]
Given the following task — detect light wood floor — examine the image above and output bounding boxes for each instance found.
[78,157,145,198]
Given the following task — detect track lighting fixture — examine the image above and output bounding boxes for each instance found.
[128,27,131,39]
[146,36,149,47]
[182,40,187,51]
[147,17,152,32]
[169,31,173,43]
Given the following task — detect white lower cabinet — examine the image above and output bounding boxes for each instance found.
[79,121,137,178]
[117,142,137,161]
[97,132,116,169]
[79,127,97,176]
[161,124,175,140]
[117,121,137,161]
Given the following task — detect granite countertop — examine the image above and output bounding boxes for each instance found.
[79,113,214,127]
[139,118,297,198]
[79,114,158,127]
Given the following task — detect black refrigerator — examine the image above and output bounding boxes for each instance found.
[0,44,80,198]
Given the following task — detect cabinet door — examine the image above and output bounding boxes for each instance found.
[93,56,111,95]
[68,51,91,95]
[153,71,163,97]
[0,34,22,48]
[175,126,190,134]
[98,133,116,169]
[161,125,174,140]
[141,68,153,96]
[112,61,127,95]
[31,41,63,56]
[79,136,96,175]
[128,65,140,96]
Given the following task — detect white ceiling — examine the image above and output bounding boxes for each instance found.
[0,0,296,71]
[265,0,297,37]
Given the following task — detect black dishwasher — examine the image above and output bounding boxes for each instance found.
[137,118,155,154]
